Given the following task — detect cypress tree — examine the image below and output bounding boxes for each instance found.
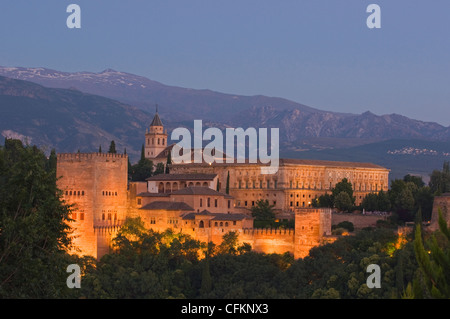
[47,149,57,177]
[165,150,172,174]
[108,140,116,154]
[226,171,230,194]
[413,209,450,298]
[200,258,212,296]
[98,145,102,153]
[140,144,145,162]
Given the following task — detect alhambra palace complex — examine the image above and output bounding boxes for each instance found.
[56,111,447,260]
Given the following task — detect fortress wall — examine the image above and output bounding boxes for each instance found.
[295,210,322,259]
[95,225,121,258]
[430,194,450,231]
[57,152,128,259]
[332,212,388,229]
[240,228,295,255]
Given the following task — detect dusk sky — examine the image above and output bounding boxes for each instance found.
[1,1,449,125]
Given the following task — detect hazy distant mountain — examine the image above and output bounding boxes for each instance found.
[0,75,152,160]
[0,66,324,123]
[1,66,449,150]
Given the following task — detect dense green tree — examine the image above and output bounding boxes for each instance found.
[81,218,203,299]
[412,209,450,298]
[332,178,355,206]
[429,161,450,195]
[251,199,275,221]
[200,257,212,296]
[130,146,154,182]
[0,139,80,298]
[225,171,230,194]
[314,193,334,208]
[414,186,434,221]
[154,162,165,175]
[404,174,425,188]
[47,148,57,175]
[377,190,392,212]
[165,150,172,174]
[314,179,355,209]
[361,192,379,212]
[334,191,354,213]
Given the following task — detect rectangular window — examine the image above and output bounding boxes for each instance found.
[207,198,210,207]
[215,199,218,207]
[228,200,231,209]
[80,213,84,221]
[200,198,203,207]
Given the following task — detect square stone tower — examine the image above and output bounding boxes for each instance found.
[56,152,128,259]
[145,109,168,159]
[294,208,332,259]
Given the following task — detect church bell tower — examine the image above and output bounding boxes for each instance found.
[145,105,168,159]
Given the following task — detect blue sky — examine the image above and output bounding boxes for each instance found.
[1,1,449,125]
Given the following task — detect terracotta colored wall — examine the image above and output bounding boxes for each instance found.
[332,212,388,229]
[57,153,128,259]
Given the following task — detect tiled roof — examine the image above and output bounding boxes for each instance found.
[171,186,232,198]
[136,192,170,197]
[150,112,163,127]
[212,214,251,221]
[182,211,251,221]
[171,157,387,170]
[279,158,387,169]
[140,201,193,211]
[146,173,217,181]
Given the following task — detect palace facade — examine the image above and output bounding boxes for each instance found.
[56,111,390,260]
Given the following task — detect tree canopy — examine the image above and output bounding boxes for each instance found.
[0,139,83,298]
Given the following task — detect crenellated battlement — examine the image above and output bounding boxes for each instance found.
[57,152,127,161]
[94,224,123,234]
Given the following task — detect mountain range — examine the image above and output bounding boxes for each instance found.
[0,66,449,180]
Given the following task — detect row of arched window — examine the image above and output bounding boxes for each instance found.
[238,180,278,189]
[102,191,118,196]
[147,137,166,146]
[198,220,237,228]
[101,213,117,221]
[65,190,85,196]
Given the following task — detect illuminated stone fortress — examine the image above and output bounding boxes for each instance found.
[56,111,390,260]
